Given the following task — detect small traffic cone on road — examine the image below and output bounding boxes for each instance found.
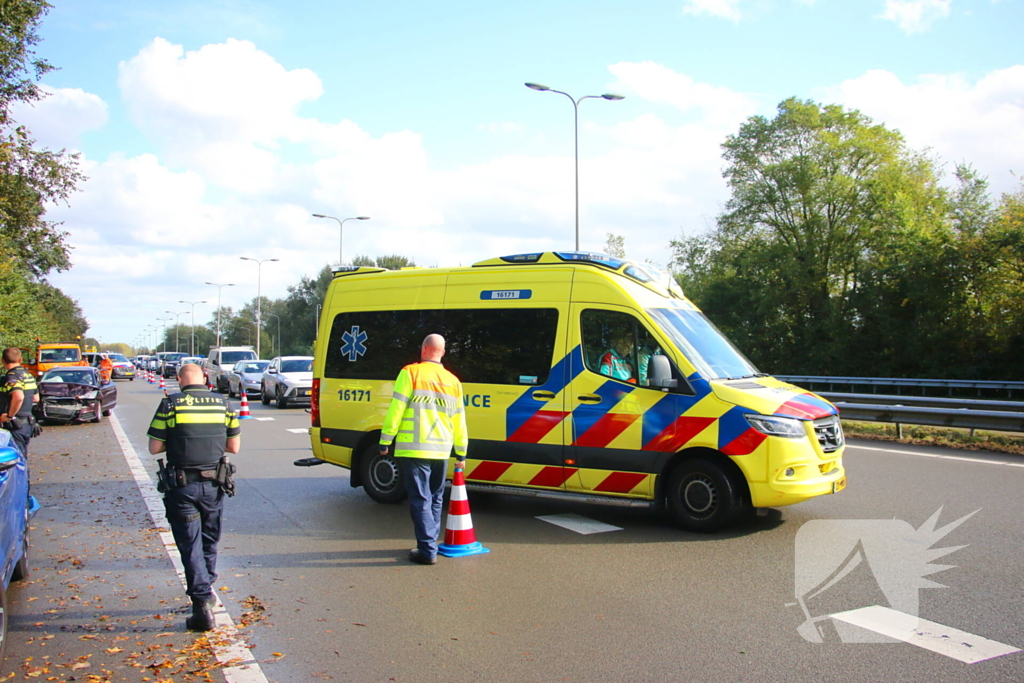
[237,391,252,419]
[438,468,490,558]
[158,375,165,390]
[146,370,153,384]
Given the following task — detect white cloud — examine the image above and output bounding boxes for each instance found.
[682,0,743,21]
[10,86,108,150]
[608,61,759,127]
[823,66,1024,192]
[877,0,951,34]
[117,37,322,192]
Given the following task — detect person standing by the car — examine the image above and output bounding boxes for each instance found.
[379,334,468,565]
[148,363,241,631]
[98,353,113,383]
[0,348,39,456]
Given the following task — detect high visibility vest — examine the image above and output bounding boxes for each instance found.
[380,361,467,460]
[147,385,241,468]
[0,366,38,417]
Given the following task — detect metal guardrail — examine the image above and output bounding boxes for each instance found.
[775,378,1024,434]
[777,375,1024,399]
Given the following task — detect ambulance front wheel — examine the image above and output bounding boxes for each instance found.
[360,446,407,504]
[666,458,742,533]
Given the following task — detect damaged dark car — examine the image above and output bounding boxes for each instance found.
[33,367,118,425]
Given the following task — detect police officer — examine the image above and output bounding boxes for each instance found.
[379,334,468,565]
[147,363,240,631]
[0,347,39,456]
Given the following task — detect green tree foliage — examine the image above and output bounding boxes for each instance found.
[351,254,417,270]
[605,233,626,258]
[672,97,1022,379]
[0,0,84,278]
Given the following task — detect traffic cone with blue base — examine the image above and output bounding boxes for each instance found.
[237,391,252,419]
[438,467,489,558]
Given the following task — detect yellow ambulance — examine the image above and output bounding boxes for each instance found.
[308,251,845,531]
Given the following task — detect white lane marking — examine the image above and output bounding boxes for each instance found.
[253,417,275,422]
[286,428,307,434]
[536,513,622,535]
[110,413,270,683]
[850,444,1024,468]
[831,605,1021,664]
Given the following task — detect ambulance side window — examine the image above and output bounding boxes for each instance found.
[325,310,443,380]
[580,309,674,388]
[442,308,558,386]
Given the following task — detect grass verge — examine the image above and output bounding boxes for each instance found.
[842,420,1024,456]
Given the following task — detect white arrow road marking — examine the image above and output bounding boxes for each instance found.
[536,513,622,535]
[111,413,270,683]
[831,605,1021,664]
[286,428,308,434]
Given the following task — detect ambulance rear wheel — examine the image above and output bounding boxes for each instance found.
[666,458,741,533]
[360,447,406,504]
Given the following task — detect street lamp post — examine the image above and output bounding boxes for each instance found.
[179,300,207,357]
[166,310,188,353]
[525,82,624,251]
[240,257,279,358]
[311,214,370,266]
[205,281,235,348]
[156,317,173,354]
[266,313,281,357]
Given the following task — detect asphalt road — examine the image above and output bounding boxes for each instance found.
[4,378,1023,682]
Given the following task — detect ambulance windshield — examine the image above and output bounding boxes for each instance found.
[648,308,760,380]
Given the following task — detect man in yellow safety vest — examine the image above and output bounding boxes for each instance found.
[379,334,468,565]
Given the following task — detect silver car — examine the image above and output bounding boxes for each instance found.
[227,360,270,398]
[261,356,313,409]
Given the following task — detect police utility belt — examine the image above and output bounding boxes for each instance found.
[156,456,237,497]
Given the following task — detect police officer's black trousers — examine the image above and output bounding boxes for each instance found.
[163,480,223,600]
[8,421,32,457]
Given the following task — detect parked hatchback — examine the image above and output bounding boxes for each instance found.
[227,360,270,397]
[261,356,313,408]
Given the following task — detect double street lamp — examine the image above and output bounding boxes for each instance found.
[240,257,279,359]
[205,281,235,348]
[179,300,207,357]
[156,317,173,354]
[166,310,188,352]
[525,82,624,251]
[312,214,370,266]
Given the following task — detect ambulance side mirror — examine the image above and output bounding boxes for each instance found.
[648,355,678,390]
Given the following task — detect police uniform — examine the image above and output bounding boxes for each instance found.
[147,383,240,630]
[0,365,38,456]
[380,360,468,564]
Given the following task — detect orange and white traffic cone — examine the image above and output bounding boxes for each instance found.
[147,370,154,384]
[438,468,489,558]
[158,375,165,390]
[237,391,252,419]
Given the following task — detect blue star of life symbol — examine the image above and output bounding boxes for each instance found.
[340,325,368,362]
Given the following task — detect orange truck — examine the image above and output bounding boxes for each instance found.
[23,341,89,379]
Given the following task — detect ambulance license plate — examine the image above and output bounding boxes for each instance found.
[832,477,847,494]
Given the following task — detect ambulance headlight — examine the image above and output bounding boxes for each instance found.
[745,414,806,439]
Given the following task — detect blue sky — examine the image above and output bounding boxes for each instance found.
[18,0,1023,346]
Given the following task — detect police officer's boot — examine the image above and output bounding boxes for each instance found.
[185,596,216,632]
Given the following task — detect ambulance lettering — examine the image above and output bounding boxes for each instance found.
[463,394,491,408]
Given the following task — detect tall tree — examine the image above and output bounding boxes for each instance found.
[0,0,84,278]
[604,233,626,258]
[672,98,947,374]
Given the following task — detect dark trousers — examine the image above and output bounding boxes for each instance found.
[163,480,223,600]
[8,421,32,457]
[399,457,447,559]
